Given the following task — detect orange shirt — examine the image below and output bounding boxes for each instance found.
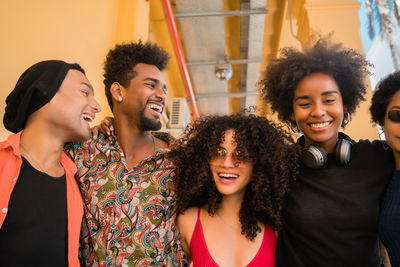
[0,132,83,267]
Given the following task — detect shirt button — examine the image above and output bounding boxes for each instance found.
[2,208,7,213]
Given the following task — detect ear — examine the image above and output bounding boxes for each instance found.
[341,106,350,127]
[290,113,295,121]
[110,82,123,102]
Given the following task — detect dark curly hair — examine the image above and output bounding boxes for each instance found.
[173,113,300,240]
[370,70,400,126]
[260,36,371,130]
[103,41,170,110]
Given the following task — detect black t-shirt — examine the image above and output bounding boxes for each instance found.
[0,157,68,267]
[275,139,394,267]
[379,170,400,266]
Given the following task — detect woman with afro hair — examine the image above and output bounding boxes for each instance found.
[260,36,394,267]
[370,70,400,267]
[174,112,299,267]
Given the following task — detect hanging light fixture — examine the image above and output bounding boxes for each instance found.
[214,57,233,80]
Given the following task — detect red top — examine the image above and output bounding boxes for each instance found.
[190,208,276,267]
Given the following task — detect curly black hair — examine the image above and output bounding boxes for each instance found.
[173,113,300,240]
[260,36,371,130]
[103,41,170,110]
[370,70,400,126]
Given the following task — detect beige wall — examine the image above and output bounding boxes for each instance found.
[0,0,188,141]
[0,0,118,140]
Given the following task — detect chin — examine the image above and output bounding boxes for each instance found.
[307,131,335,141]
[142,119,162,131]
[387,140,400,152]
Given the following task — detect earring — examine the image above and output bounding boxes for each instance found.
[118,97,123,102]
[342,112,350,127]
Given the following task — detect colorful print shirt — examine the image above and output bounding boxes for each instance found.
[67,132,185,267]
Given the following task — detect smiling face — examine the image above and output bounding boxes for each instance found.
[209,130,253,199]
[119,63,166,131]
[46,69,101,142]
[383,89,400,155]
[292,72,345,153]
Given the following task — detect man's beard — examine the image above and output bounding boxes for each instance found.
[139,109,162,131]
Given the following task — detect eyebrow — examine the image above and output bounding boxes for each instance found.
[144,77,167,90]
[390,106,400,109]
[294,90,339,101]
[81,82,94,92]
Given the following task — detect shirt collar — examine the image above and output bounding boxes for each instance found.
[60,152,77,174]
[0,131,76,174]
[99,130,178,151]
[0,131,22,157]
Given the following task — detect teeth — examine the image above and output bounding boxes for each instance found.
[83,114,94,122]
[219,173,239,179]
[148,104,163,113]
[310,122,329,128]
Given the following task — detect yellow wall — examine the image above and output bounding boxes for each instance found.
[0,0,118,140]
[0,0,189,140]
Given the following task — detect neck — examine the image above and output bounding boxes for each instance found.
[113,114,155,168]
[216,193,244,227]
[392,150,400,170]
[20,123,65,175]
[305,134,339,154]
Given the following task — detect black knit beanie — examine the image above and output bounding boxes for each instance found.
[3,60,84,133]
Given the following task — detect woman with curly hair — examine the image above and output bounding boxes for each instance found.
[260,36,394,266]
[174,113,299,266]
[370,70,400,267]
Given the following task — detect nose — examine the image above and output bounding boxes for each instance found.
[91,98,102,113]
[311,102,326,117]
[155,86,167,102]
[221,153,236,167]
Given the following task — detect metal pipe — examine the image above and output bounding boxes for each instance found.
[175,9,268,18]
[187,58,263,66]
[188,91,259,100]
[162,0,200,119]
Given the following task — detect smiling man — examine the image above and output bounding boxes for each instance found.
[0,60,101,267]
[67,42,186,266]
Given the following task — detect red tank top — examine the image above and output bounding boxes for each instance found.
[190,208,276,267]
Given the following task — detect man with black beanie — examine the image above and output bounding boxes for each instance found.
[0,60,101,267]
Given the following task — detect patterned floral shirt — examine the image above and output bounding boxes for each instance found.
[67,132,185,267]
